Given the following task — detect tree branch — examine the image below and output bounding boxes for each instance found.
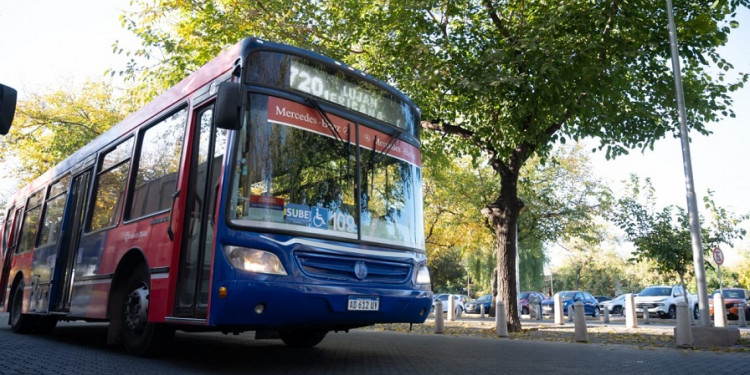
[421,120,474,140]
[482,0,512,39]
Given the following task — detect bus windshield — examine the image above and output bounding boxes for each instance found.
[228,93,424,249]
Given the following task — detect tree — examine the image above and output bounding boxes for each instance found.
[423,153,496,293]
[517,144,610,291]
[611,176,746,300]
[118,0,749,331]
[424,144,608,296]
[0,81,130,184]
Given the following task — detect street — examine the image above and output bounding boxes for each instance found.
[0,313,748,374]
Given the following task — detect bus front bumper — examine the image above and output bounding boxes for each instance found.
[208,279,432,330]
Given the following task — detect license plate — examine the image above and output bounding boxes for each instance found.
[348,296,379,311]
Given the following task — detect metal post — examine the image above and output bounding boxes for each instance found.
[567,303,574,322]
[625,293,638,329]
[480,303,485,319]
[665,0,710,327]
[434,300,444,334]
[536,301,542,321]
[739,304,747,328]
[574,301,588,342]
[714,293,727,328]
[602,304,610,324]
[674,301,693,348]
[554,293,564,325]
[496,298,508,337]
[642,305,650,325]
[448,294,455,322]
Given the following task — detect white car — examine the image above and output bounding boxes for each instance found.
[600,294,628,315]
[431,294,466,316]
[634,285,699,319]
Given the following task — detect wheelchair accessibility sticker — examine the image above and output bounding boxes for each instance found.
[310,206,329,229]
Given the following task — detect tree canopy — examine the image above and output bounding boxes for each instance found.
[0,81,130,183]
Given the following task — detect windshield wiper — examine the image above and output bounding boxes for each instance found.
[367,130,402,169]
[305,97,351,157]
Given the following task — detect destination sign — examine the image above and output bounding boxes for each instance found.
[288,59,407,130]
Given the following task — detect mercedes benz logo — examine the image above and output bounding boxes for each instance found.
[353,261,368,280]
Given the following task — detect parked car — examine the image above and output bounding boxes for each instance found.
[465,294,492,314]
[634,285,699,319]
[432,294,467,316]
[519,291,546,315]
[541,291,601,317]
[599,294,629,315]
[708,288,750,320]
[595,296,612,304]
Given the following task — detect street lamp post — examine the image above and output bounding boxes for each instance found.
[665,0,710,326]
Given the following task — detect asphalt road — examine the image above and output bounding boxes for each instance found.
[0,312,748,375]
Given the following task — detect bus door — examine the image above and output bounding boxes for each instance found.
[50,168,92,311]
[175,105,226,318]
[0,207,20,307]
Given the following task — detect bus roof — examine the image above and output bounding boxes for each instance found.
[7,37,418,206]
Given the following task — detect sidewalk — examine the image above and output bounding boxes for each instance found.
[370,313,750,352]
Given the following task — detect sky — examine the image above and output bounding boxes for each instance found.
[1,1,748,265]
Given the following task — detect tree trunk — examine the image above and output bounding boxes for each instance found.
[483,159,524,333]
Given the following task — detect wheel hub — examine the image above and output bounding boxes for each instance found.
[124,284,149,333]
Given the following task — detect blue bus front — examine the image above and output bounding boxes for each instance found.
[207,42,432,331]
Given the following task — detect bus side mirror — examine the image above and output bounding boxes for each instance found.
[214,80,242,130]
[0,84,17,135]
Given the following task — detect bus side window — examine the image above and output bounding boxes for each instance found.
[37,176,70,247]
[89,138,134,232]
[128,108,187,220]
[18,190,45,253]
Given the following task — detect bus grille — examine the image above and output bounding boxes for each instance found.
[295,252,412,284]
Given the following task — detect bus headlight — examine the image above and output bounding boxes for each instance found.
[415,265,431,285]
[225,246,287,275]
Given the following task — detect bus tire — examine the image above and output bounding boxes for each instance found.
[10,282,35,334]
[279,328,328,348]
[121,264,173,356]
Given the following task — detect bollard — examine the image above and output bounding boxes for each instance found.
[739,304,747,328]
[573,301,588,342]
[602,305,610,324]
[496,298,508,337]
[625,293,638,329]
[567,303,575,322]
[642,305,650,325]
[714,293,726,328]
[554,293,564,325]
[480,303,485,319]
[537,301,542,321]
[674,300,693,348]
[448,294,455,322]
[528,303,535,319]
[434,300,444,334]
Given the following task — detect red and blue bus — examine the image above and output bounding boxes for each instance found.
[0,37,432,355]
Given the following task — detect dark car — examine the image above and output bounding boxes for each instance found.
[465,294,492,314]
[595,296,612,304]
[519,291,546,315]
[541,290,601,317]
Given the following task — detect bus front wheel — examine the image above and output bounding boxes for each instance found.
[279,328,328,348]
[10,282,35,334]
[121,265,173,356]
